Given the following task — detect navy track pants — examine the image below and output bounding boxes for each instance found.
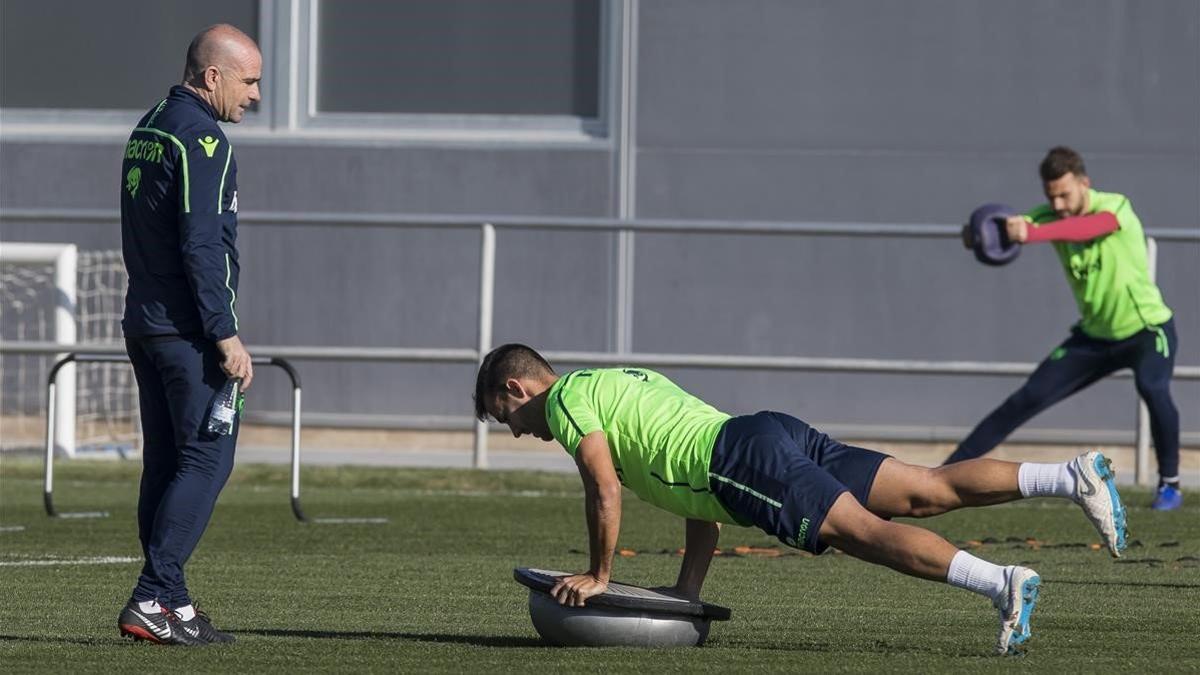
[125,336,238,608]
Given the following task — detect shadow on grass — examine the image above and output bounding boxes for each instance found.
[237,628,546,648]
[719,637,992,659]
[1048,578,1200,589]
[0,635,111,647]
[0,630,546,649]
[0,631,995,657]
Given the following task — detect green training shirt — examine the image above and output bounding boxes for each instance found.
[544,368,740,524]
[1026,189,1173,340]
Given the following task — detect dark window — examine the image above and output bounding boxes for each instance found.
[1,0,259,110]
[316,0,600,117]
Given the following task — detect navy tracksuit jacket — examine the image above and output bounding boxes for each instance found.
[122,85,239,341]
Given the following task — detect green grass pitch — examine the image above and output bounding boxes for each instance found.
[1,459,1197,672]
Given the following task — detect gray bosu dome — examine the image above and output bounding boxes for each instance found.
[514,567,731,647]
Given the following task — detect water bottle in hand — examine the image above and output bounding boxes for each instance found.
[207,378,241,436]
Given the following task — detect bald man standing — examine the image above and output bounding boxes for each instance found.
[117,24,261,646]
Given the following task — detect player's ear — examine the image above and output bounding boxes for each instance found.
[505,377,527,400]
[1079,175,1091,190]
[204,65,221,90]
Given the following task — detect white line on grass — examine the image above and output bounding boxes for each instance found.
[395,489,578,498]
[56,511,110,519]
[313,517,390,524]
[0,556,139,567]
[0,526,27,532]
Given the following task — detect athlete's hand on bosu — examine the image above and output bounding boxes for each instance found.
[550,573,608,607]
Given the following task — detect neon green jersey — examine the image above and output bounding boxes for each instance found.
[544,368,740,524]
[1026,189,1173,340]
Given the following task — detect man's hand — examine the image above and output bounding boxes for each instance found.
[550,572,608,607]
[216,335,253,391]
[1004,215,1029,243]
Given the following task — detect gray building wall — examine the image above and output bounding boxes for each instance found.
[2,1,1196,441]
[628,0,1200,435]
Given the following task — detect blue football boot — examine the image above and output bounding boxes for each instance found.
[994,566,1041,655]
[1151,483,1183,511]
[1069,451,1128,557]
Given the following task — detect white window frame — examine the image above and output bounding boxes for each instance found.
[280,0,612,144]
[0,0,619,147]
[0,0,275,137]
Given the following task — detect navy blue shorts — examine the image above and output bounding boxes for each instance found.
[708,411,889,553]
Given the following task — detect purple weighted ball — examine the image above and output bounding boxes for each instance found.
[965,203,1021,266]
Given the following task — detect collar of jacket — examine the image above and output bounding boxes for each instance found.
[169,85,219,122]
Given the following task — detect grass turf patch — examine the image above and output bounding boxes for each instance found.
[1,458,1197,672]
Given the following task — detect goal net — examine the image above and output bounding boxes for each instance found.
[0,243,140,456]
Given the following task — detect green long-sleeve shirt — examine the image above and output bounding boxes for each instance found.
[1026,189,1172,340]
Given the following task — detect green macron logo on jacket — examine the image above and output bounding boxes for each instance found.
[198,135,220,158]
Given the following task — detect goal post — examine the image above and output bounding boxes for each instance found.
[0,242,76,457]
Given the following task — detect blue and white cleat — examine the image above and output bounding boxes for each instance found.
[994,566,1041,655]
[1069,450,1128,557]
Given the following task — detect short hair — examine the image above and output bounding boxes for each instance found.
[1039,146,1087,182]
[473,343,555,421]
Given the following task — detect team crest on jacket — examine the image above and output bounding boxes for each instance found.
[126,166,142,198]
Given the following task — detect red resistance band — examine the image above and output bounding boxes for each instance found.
[1024,212,1119,243]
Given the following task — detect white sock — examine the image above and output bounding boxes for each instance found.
[946,550,1009,602]
[1018,462,1075,499]
[174,604,196,622]
[137,600,161,614]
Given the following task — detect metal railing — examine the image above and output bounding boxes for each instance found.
[6,338,1198,488]
[2,207,1198,240]
[2,208,1197,486]
[35,351,384,523]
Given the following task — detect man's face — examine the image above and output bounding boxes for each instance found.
[488,381,553,442]
[212,49,262,123]
[1042,172,1091,219]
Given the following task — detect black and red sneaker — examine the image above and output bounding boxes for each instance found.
[117,601,207,646]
